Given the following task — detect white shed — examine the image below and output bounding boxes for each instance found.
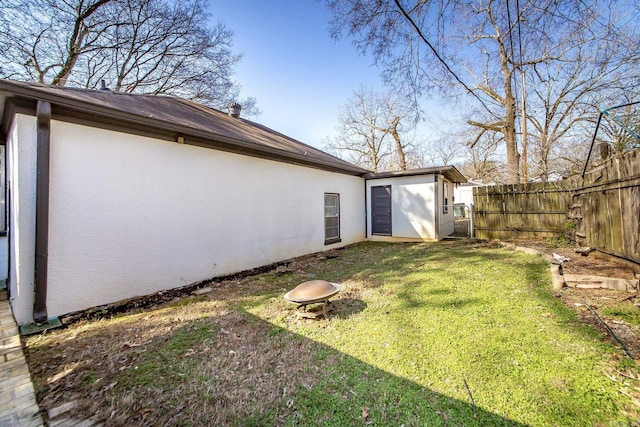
[365,167,467,241]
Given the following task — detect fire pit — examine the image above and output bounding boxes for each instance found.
[284,280,341,319]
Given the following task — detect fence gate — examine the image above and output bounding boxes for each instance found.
[448,203,473,238]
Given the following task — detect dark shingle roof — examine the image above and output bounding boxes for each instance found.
[0,79,368,175]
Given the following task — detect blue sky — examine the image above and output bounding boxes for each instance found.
[209,1,388,148]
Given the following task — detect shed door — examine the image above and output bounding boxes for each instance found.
[371,186,392,235]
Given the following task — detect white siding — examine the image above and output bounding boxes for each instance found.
[454,185,474,208]
[9,119,365,324]
[7,114,38,325]
[366,175,438,241]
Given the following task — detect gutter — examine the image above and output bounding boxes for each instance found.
[34,100,51,324]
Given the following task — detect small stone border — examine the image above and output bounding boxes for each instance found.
[498,242,639,292]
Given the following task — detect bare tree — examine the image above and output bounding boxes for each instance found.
[0,0,256,112]
[415,137,463,168]
[597,104,640,156]
[325,87,416,172]
[458,132,506,184]
[524,4,640,182]
[325,0,640,184]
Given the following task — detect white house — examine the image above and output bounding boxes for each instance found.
[454,180,489,213]
[0,79,465,327]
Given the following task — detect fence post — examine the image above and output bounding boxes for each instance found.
[469,203,474,238]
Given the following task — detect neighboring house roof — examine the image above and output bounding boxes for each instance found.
[364,166,467,184]
[457,179,490,187]
[0,79,368,176]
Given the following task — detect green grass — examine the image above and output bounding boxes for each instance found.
[27,241,640,426]
[245,242,640,426]
[602,303,640,329]
[122,321,214,390]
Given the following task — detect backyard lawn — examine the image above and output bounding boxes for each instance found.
[25,241,640,426]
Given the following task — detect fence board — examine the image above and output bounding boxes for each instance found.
[472,182,575,240]
[575,149,640,264]
[472,149,639,265]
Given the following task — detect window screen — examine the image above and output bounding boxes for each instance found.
[324,193,340,244]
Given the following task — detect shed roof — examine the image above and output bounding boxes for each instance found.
[364,166,467,184]
[0,79,368,176]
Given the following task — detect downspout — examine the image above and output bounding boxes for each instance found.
[34,100,51,324]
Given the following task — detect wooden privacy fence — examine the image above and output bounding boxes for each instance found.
[572,150,640,264]
[473,182,576,240]
[472,148,640,265]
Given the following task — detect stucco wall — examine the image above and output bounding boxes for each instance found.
[11,118,365,324]
[7,114,38,324]
[366,175,438,241]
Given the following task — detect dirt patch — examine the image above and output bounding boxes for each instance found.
[560,288,640,357]
[508,240,639,279]
[509,240,640,363]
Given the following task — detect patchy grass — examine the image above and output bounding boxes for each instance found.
[601,303,640,330]
[24,241,640,426]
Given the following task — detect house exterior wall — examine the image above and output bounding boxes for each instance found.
[0,146,7,281]
[6,114,38,324]
[454,185,474,208]
[10,118,365,324]
[0,241,7,282]
[366,175,438,241]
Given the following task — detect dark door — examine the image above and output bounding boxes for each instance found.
[371,185,392,235]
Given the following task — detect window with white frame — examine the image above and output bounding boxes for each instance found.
[443,180,449,214]
[324,193,340,244]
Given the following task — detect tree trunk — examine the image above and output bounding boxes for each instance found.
[499,46,520,183]
[390,116,407,170]
[539,129,550,182]
[50,0,113,86]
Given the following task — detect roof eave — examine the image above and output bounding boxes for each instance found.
[364,166,467,183]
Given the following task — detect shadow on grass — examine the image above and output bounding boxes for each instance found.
[329,297,367,320]
[27,307,529,426]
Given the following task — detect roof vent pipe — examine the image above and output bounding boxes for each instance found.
[227,102,242,118]
[100,80,110,91]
